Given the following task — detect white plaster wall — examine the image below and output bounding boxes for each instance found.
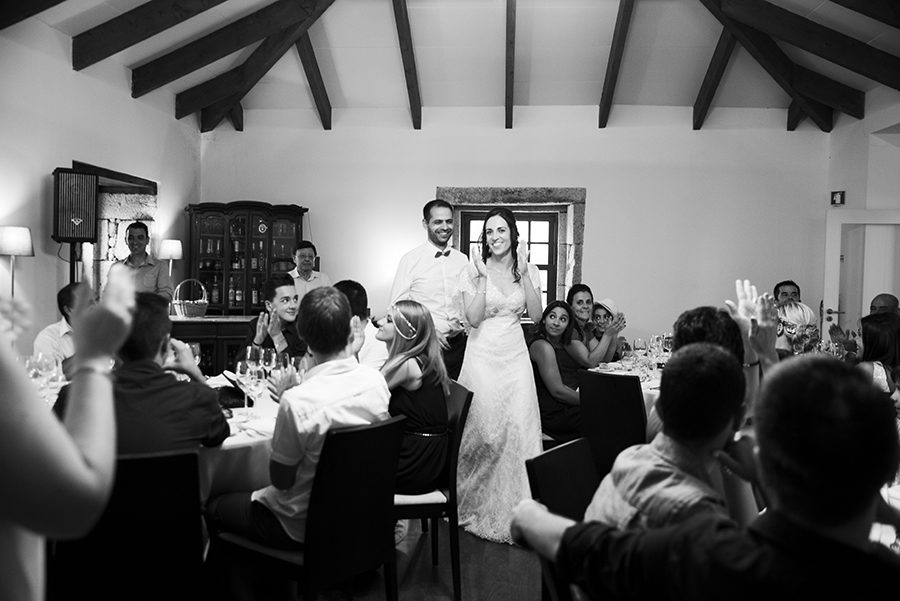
[201,105,829,339]
[0,20,201,352]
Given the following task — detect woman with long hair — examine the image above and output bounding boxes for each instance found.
[529,301,583,442]
[857,311,900,398]
[378,300,451,495]
[455,207,543,544]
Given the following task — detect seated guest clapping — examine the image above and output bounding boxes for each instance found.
[528,301,583,442]
[512,356,900,599]
[239,274,306,361]
[590,298,627,363]
[378,300,450,494]
[206,287,390,550]
[55,292,229,454]
[584,343,745,527]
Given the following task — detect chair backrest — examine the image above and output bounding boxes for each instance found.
[526,438,600,601]
[525,437,600,521]
[48,450,203,600]
[578,371,648,477]
[304,415,406,586]
[442,380,474,503]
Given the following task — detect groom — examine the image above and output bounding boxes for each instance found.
[389,199,468,380]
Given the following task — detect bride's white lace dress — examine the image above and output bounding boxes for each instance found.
[456,264,542,543]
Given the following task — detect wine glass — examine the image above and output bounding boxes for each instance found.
[234,359,253,420]
[262,348,278,377]
[633,338,647,357]
[245,346,261,371]
[188,342,202,368]
[619,350,636,371]
[648,335,663,358]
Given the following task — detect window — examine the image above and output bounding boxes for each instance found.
[460,211,559,307]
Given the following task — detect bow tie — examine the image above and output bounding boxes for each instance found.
[434,250,451,258]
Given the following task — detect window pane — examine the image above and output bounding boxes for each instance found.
[541,291,547,308]
[469,220,483,244]
[520,221,530,243]
[531,220,549,242]
[530,243,549,265]
[539,269,548,291]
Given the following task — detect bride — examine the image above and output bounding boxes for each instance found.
[456,207,543,543]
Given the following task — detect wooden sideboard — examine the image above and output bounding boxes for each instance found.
[170,316,254,376]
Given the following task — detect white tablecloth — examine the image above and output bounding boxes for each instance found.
[199,391,278,501]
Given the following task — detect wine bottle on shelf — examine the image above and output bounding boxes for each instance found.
[251,246,258,270]
[228,278,235,306]
[211,276,220,304]
[235,286,243,304]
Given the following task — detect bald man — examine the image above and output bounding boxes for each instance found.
[870,293,899,315]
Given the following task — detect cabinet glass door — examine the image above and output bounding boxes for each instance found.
[249,214,269,311]
[227,215,247,314]
[197,214,226,310]
[271,218,297,274]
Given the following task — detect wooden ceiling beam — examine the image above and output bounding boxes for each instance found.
[505,0,516,129]
[73,0,230,71]
[295,33,331,130]
[723,0,900,92]
[693,29,736,130]
[0,0,66,31]
[132,0,318,98]
[227,103,243,132]
[793,65,864,119]
[787,100,804,131]
[199,0,335,133]
[697,0,834,132]
[599,0,635,128]
[391,0,422,130]
[828,0,900,29]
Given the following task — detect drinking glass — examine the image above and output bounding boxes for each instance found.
[648,335,663,358]
[234,359,253,420]
[262,348,278,377]
[620,351,636,371]
[633,338,647,356]
[245,346,262,372]
[188,342,202,366]
[662,332,674,353]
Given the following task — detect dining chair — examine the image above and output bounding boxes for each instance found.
[525,437,601,601]
[215,415,406,601]
[46,450,204,601]
[393,380,474,601]
[578,370,648,478]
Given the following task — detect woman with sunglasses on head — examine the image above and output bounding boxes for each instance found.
[377,300,451,496]
[775,302,820,360]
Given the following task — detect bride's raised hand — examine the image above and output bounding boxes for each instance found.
[470,243,487,278]
[516,239,529,274]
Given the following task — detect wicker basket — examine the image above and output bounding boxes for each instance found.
[172,278,209,317]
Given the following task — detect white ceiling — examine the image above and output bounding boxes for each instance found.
[30,0,900,121]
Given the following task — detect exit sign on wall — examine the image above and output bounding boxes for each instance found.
[831,190,846,206]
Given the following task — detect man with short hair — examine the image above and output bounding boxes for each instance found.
[584,343,745,528]
[334,279,389,370]
[55,292,229,453]
[33,282,84,366]
[870,293,900,315]
[206,286,390,550]
[512,356,900,599]
[773,279,801,306]
[240,274,306,360]
[287,240,331,302]
[116,221,174,300]
[389,199,468,379]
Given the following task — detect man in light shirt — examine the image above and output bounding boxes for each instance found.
[287,241,331,302]
[116,221,174,300]
[334,279,389,370]
[33,282,83,368]
[389,199,469,379]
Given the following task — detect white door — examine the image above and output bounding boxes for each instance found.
[823,209,900,338]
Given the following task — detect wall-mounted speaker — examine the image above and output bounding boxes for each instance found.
[52,168,98,243]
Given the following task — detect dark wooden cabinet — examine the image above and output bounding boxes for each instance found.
[185,201,308,316]
[171,316,253,376]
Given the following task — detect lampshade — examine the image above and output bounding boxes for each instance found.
[157,239,183,261]
[0,226,34,257]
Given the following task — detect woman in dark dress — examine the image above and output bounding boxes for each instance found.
[528,301,585,442]
[377,300,451,494]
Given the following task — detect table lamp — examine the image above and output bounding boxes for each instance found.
[0,226,34,298]
[158,239,183,277]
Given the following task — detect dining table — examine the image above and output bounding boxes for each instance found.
[199,374,279,502]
